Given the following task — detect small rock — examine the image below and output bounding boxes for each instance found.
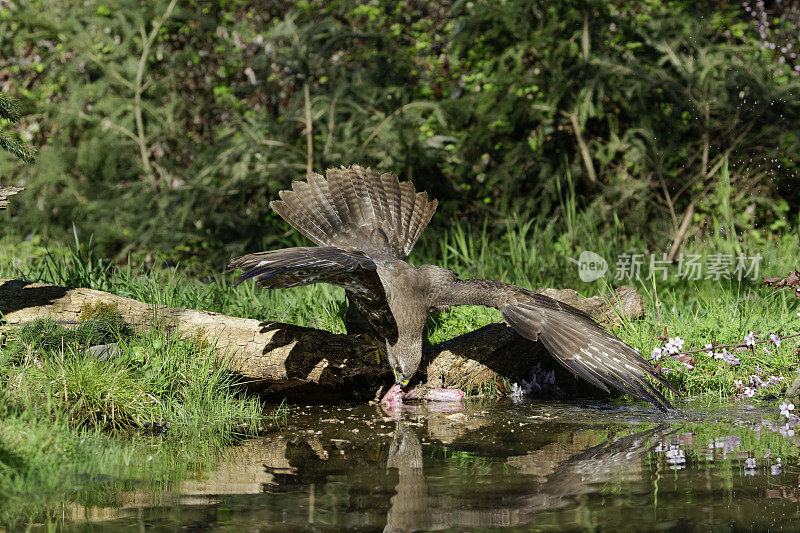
[85,343,121,360]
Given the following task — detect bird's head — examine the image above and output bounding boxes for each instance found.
[386,336,423,387]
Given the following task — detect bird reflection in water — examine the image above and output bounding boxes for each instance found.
[383,412,666,532]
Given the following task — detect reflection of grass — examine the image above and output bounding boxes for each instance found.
[0,406,134,527]
[434,447,495,470]
[645,415,800,504]
[0,406,256,528]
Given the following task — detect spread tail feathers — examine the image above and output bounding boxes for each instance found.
[270,165,437,259]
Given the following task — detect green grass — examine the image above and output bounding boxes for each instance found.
[615,280,800,401]
[2,311,264,431]
[417,216,800,402]
[0,400,266,528]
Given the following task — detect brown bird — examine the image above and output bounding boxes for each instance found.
[228,166,676,410]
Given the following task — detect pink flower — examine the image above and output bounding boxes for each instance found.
[720,349,739,366]
[767,376,783,387]
[780,401,795,418]
[743,387,757,398]
[651,347,663,360]
[770,333,781,347]
[733,379,743,390]
[704,344,714,357]
[666,337,685,354]
[744,332,756,347]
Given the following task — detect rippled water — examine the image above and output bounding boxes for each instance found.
[63,400,800,532]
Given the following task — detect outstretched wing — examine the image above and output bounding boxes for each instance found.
[435,279,676,411]
[270,166,438,260]
[229,246,398,340]
[228,246,385,296]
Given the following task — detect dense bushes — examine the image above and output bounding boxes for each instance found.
[0,0,798,270]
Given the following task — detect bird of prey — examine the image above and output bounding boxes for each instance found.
[229,166,676,410]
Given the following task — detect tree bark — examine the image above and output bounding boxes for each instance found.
[0,279,646,402]
[0,186,25,210]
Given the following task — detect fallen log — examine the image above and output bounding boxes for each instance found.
[0,186,25,211]
[0,279,646,402]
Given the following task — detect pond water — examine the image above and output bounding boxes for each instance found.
[61,400,800,532]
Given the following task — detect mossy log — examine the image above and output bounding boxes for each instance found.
[0,186,25,210]
[0,279,646,402]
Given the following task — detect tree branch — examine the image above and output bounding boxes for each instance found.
[565,109,597,183]
[134,0,179,188]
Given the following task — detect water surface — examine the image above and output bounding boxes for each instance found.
[63,400,800,531]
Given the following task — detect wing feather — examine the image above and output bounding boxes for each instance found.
[437,279,676,410]
[271,192,329,245]
[290,181,336,237]
[381,172,402,242]
[398,181,416,256]
[307,172,343,228]
[325,168,353,228]
[268,166,437,259]
[228,246,385,298]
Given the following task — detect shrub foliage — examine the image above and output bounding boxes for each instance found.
[1,0,798,267]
